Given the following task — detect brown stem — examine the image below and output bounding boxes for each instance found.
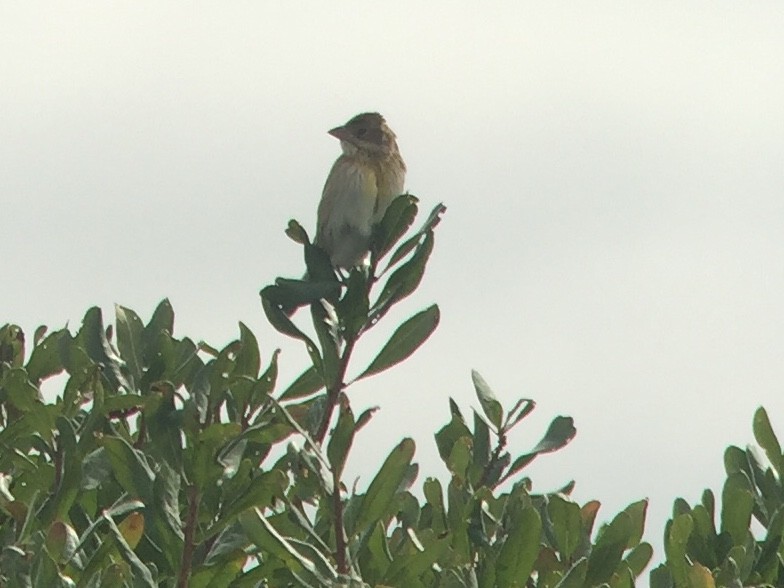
[177,484,200,588]
[478,432,507,489]
[315,336,356,445]
[315,265,376,445]
[313,267,375,573]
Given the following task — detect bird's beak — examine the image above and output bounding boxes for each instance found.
[328,126,349,141]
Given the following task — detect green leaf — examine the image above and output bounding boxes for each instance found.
[355,438,416,534]
[310,301,340,389]
[304,242,337,282]
[555,558,588,588]
[384,201,446,269]
[688,563,716,588]
[529,416,576,454]
[664,514,693,588]
[327,398,355,478]
[188,423,242,488]
[498,453,537,486]
[649,564,674,588]
[234,322,260,379]
[753,406,782,477]
[357,522,393,584]
[471,370,503,430]
[115,305,144,387]
[82,447,112,490]
[585,511,633,586]
[142,299,175,359]
[190,551,246,588]
[101,436,155,504]
[701,489,715,520]
[80,307,130,392]
[285,219,310,244]
[355,305,440,381]
[261,279,340,316]
[279,366,325,400]
[434,410,472,465]
[372,193,419,262]
[33,325,47,345]
[369,231,434,327]
[720,472,753,546]
[470,410,491,483]
[355,406,379,432]
[497,416,576,486]
[216,470,288,525]
[25,329,65,383]
[239,348,279,413]
[103,513,157,587]
[625,542,654,576]
[623,499,648,547]
[611,565,635,588]
[505,397,536,429]
[260,290,324,374]
[240,507,336,586]
[144,383,183,469]
[445,436,472,480]
[423,477,446,530]
[2,368,43,412]
[383,535,450,585]
[0,324,25,367]
[714,549,742,587]
[339,268,371,339]
[103,393,144,417]
[548,494,582,559]
[45,521,79,565]
[723,445,746,475]
[496,503,542,586]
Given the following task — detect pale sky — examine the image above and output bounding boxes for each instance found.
[3,2,784,564]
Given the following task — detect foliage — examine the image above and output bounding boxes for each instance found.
[651,406,784,588]
[0,195,655,586]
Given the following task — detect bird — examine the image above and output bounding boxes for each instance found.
[315,112,406,269]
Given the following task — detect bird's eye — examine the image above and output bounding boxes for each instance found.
[355,127,367,138]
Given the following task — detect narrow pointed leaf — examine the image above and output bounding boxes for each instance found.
[585,511,633,586]
[355,438,416,534]
[25,329,65,383]
[279,366,325,400]
[555,558,588,588]
[234,322,260,378]
[115,305,144,386]
[753,407,783,477]
[355,305,439,382]
[327,397,356,477]
[260,291,323,374]
[373,193,419,262]
[529,416,576,454]
[385,202,446,268]
[471,370,503,430]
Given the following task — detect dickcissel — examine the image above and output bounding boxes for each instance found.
[315,112,406,268]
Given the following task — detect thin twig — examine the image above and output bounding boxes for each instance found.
[315,336,356,445]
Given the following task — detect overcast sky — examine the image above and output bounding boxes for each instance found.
[3,2,784,563]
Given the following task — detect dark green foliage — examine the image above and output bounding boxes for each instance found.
[0,195,669,586]
[651,406,784,588]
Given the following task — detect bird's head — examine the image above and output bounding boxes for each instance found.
[328,112,399,158]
